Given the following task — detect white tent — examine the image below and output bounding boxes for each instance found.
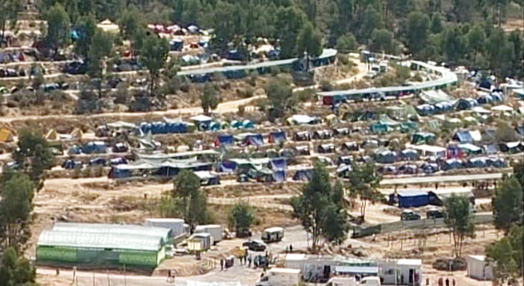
[491,105,513,112]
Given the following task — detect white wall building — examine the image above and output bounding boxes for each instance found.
[284,255,423,285]
[466,255,493,281]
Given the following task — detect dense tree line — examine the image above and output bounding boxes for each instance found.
[486,162,524,284]
[29,0,524,78]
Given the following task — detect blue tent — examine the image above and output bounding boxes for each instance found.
[109,167,131,179]
[63,159,82,169]
[477,94,493,105]
[487,157,506,168]
[218,160,236,173]
[83,141,107,154]
[400,149,419,161]
[421,162,439,174]
[242,120,254,129]
[484,144,499,155]
[110,157,128,165]
[216,134,234,147]
[398,164,417,175]
[442,159,463,170]
[68,145,83,155]
[379,165,397,175]
[338,156,353,165]
[209,122,221,131]
[396,191,430,208]
[375,150,397,164]
[230,120,242,129]
[455,98,478,111]
[269,131,287,144]
[416,104,435,116]
[434,102,453,113]
[337,164,352,178]
[272,170,287,182]
[491,91,504,101]
[478,79,492,90]
[293,169,313,181]
[166,122,187,133]
[139,122,152,133]
[89,158,106,166]
[170,39,184,51]
[467,157,488,168]
[245,134,264,146]
[270,158,286,171]
[453,131,474,143]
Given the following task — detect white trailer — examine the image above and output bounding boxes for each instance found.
[325,277,357,286]
[187,233,213,251]
[194,224,223,244]
[144,218,186,237]
[256,268,301,286]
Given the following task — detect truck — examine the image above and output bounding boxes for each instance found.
[261,227,284,243]
[194,224,223,244]
[256,268,301,286]
[144,218,186,237]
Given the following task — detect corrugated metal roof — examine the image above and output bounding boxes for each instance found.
[37,230,162,251]
[52,222,172,239]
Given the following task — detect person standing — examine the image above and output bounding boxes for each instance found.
[248,255,252,267]
[220,259,224,271]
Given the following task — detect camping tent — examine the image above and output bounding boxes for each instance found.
[400,149,419,161]
[453,130,482,143]
[375,150,397,164]
[83,141,107,154]
[216,134,234,147]
[235,133,264,146]
[411,132,436,144]
[45,129,59,140]
[0,128,14,142]
[270,158,286,171]
[287,115,318,125]
[293,169,313,181]
[317,143,335,154]
[294,131,311,141]
[70,128,83,140]
[268,131,287,144]
[313,130,332,140]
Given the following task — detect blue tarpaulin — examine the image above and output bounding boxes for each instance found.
[397,191,429,208]
[216,134,234,146]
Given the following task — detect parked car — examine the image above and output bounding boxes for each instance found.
[426,208,444,219]
[242,239,267,251]
[400,209,421,221]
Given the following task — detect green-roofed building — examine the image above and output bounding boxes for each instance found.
[36,223,171,268]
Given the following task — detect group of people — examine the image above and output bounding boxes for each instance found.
[220,253,253,271]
